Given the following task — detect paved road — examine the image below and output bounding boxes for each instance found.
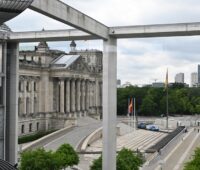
[44,117,102,151]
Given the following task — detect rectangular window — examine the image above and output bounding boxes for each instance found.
[0,78,4,105]
[34,82,37,92]
[19,81,22,92]
[29,123,32,132]
[37,122,39,131]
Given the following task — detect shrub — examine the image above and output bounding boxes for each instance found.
[18,130,56,144]
[19,143,79,170]
[20,148,59,170]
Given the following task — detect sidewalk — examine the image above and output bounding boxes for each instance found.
[155,129,200,170]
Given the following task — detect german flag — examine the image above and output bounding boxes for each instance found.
[128,98,133,114]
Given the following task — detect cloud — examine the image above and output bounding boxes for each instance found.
[6,0,200,86]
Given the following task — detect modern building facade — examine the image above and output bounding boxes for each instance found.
[191,72,198,87]
[18,41,102,137]
[175,73,184,84]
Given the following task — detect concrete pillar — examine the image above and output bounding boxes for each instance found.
[89,81,92,108]
[39,72,49,112]
[0,42,6,160]
[85,80,89,111]
[71,79,75,113]
[92,81,95,107]
[31,79,34,113]
[102,38,117,170]
[77,79,81,112]
[81,80,85,111]
[60,79,65,113]
[49,78,54,112]
[6,42,19,164]
[95,79,100,113]
[23,79,27,114]
[65,78,70,113]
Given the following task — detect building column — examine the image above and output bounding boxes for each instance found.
[102,38,117,170]
[81,80,86,111]
[76,79,81,116]
[60,79,65,113]
[31,78,34,113]
[89,81,92,108]
[71,79,75,115]
[95,79,100,114]
[23,79,27,114]
[65,78,71,114]
[92,81,96,108]
[85,80,89,111]
[48,78,54,112]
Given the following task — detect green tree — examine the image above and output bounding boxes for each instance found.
[20,143,79,170]
[20,148,59,170]
[56,143,79,168]
[140,95,157,116]
[90,148,143,170]
[117,148,143,170]
[90,155,102,170]
[184,147,200,170]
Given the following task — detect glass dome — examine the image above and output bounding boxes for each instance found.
[0,0,33,24]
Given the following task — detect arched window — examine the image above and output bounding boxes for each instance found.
[21,125,24,134]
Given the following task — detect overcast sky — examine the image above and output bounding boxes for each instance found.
[6,0,200,86]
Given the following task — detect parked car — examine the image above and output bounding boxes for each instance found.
[137,122,146,129]
[146,124,159,131]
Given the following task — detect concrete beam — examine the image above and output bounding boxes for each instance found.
[9,22,200,42]
[110,22,200,38]
[9,29,96,42]
[29,0,109,40]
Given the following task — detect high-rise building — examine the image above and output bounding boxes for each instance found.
[198,65,200,84]
[191,72,198,87]
[175,73,184,83]
[117,79,121,88]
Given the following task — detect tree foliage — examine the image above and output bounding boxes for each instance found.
[90,148,144,170]
[56,143,79,168]
[19,143,79,170]
[184,147,200,170]
[117,86,200,116]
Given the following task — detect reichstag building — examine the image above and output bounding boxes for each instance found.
[18,40,102,137]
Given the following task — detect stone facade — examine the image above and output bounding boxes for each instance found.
[18,41,102,137]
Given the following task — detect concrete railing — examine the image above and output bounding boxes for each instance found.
[80,126,120,152]
[142,127,186,170]
[21,125,74,152]
[81,127,103,152]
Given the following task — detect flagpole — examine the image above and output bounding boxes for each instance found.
[165,68,169,131]
[131,97,133,128]
[166,85,169,130]
[134,98,136,130]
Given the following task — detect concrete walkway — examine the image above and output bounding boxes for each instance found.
[155,129,200,170]
[44,117,102,151]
